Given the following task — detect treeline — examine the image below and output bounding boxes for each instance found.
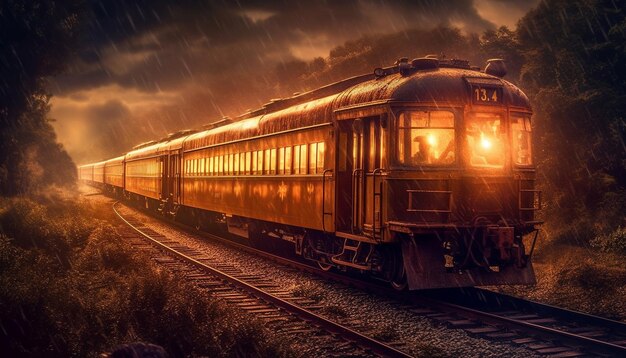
[0,1,81,195]
[273,0,626,247]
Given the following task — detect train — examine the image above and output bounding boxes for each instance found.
[80,56,541,290]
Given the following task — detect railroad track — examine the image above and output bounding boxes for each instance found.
[113,200,626,357]
[113,201,411,358]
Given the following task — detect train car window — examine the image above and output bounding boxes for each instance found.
[278,147,285,174]
[199,158,205,175]
[234,152,239,175]
[285,147,292,174]
[466,112,505,168]
[258,150,264,174]
[270,148,277,175]
[397,110,455,166]
[308,143,318,174]
[239,153,245,174]
[209,157,214,175]
[219,155,224,175]
[229,154,234,175]
[511,113,533,166]
[293,145,301,174]
[245,152,251,174]
[252,151,258,174]
[300,145,307,174]
[263,149,270,175]
[317,142,325,173]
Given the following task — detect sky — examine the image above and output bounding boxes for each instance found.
[49,0,540,164]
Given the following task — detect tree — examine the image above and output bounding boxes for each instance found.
[0,0,82,195]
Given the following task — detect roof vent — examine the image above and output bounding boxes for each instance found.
[411,57,439,70]
[485,59,507,77]
[396,57,412,76]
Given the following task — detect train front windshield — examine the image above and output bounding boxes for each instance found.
[465,112,506,168]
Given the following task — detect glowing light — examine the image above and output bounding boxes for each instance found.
[427,134,437,146]
[480,133,492,150]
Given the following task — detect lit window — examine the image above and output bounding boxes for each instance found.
[240,153,246,174]
[219,155,224,175]
[293,145,301,174]
[397,110,455,166]
[199,158,205,175]
[317,142,325,173]
[511,113,532,166]
[209,157,214,175]
[245,152,251,174]
[233,152,239,175]
[285,147,292,174]
[252,151,258,174]
[466,112,505,168]
[264,149,271,175]
[270,148,277,175]
[299,145,307,174]
[278,147,285,174]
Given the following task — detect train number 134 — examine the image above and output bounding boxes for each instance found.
[472,86,501,104]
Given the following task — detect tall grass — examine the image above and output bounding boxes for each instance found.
[0,192,292,357]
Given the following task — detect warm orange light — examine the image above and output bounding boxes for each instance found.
[480,133,492,150]
[427,134,437,146]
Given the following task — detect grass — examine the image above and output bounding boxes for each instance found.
[0,189,294,357]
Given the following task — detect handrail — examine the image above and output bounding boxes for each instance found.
[321,169,333,233]
[371,168,384,241]
[351,168,364,234]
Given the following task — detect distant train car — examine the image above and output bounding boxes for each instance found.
[93,161,106,187]
[104,156,125,195]
[87,57,542,290]
[78,164,94,183]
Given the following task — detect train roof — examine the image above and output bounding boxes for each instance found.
[181,67,530,152]
[104,155,125,165]
[121,57,531,159]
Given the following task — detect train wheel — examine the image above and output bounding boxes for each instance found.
[390,268,407,291]
[317,260,333,271]
[379,246,407,291]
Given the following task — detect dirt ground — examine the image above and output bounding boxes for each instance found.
[498,240,626,322]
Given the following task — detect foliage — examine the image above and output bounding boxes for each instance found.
[0,193,292,357]
[591,226,626,254]
[0,0,82,195]
[517,0,626,237]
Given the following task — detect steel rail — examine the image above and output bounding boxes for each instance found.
[113,201,412,358]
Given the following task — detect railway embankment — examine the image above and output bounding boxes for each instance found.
[0,187,291,357]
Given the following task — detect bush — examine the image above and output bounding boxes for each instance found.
[0,195,293,357]
[591,226,626,254]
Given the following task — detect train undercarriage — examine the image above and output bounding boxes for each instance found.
[138,194,537,290]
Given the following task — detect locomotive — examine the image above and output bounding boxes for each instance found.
[80,56,541,290]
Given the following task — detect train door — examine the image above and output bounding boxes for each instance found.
[168,153,181,204]
[335,115,385,238]
[160,156,168,200]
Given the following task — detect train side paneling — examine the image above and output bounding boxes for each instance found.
[181,125,335,231]
[93,162,105,184]
[124,157,163,200]
[79,165,94,182]
[104,157,124,189]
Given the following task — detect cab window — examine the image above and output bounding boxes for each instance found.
[511,113,533,166]
[397,110,455,166]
